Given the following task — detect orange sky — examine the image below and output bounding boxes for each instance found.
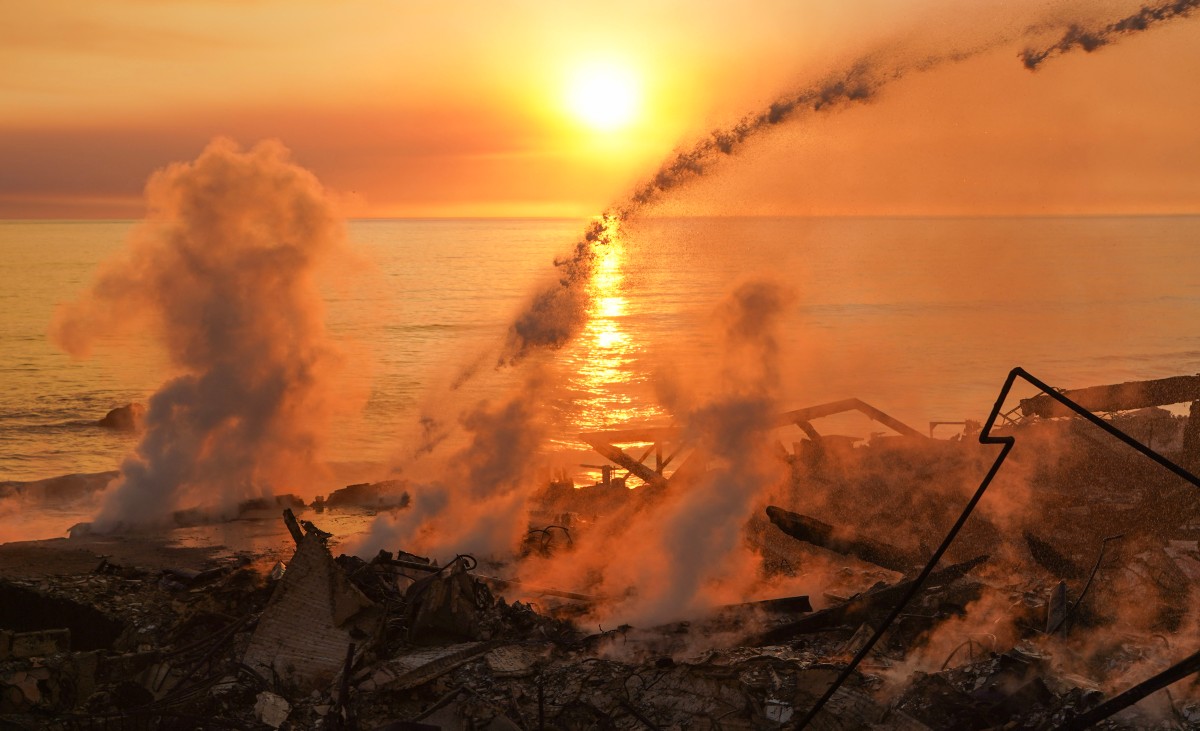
[2,0,1199,218]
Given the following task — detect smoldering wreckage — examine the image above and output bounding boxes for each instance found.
[6,373,1200,730]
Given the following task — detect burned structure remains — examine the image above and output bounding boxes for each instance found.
[4,371,1200,729]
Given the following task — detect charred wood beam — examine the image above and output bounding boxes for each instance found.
[282,508,305,546]
[373,555,602,603]
[766,505,920,572]
[578,398,923,458]
[578,400,922,489]
[1023,531,1084,579]
[776,398,926,439]
[752,554,988,645]
[1019,374,1200,419]
[929,420,968,437]
[720,594,813,616]
[636,443,656,465]
[659,444,680,472]
[1046,581,1068,634]
[474,575,602,603]
[579,438,668,488]
[794,419,822,444]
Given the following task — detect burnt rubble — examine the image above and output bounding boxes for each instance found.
[5,374,1200,729]
[0,506,1140,730]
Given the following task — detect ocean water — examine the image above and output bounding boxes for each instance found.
[2,215,1200,486]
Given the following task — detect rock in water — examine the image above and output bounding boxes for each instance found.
[96,403,145,432]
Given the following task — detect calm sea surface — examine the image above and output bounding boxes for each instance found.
[2,216,1200,485]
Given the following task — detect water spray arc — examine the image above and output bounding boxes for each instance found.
[501,1,1200,369]
[1022,0,1200,69]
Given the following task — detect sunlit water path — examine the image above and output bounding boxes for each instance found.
[3,216,1199,486]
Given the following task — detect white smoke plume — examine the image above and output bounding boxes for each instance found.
[518,279,797,626]
[350,372,548,561]
[52,138,349,528]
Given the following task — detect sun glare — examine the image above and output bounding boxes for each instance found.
[565,62,641,132]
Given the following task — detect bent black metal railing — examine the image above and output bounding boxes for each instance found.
[794,367,1200,731]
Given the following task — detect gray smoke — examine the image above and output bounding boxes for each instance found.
[350,375,548,560]
[52,139,348,528]
[514,279,797,625]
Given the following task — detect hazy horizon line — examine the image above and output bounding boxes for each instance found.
[5,210,1200,224]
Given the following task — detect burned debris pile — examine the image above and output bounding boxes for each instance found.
[6,374,1200,729]
[0,502,1133,730]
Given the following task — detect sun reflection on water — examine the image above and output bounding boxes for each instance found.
[559,217,665,440]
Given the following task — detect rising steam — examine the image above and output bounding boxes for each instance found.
[514,279,797,625]
[52,139,348,528]
[613,279,796,623]
[350,373,547,560]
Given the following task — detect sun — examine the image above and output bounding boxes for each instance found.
[565,62,641,132]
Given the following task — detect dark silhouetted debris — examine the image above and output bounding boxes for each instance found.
[753,555,989,645]
[1058,647,1200,730]
[282,507,307,546]
[1019,374,1200,420]
[1025,531,1085,579]
[405,559,489,645]
[1046,580,1068,634]
[720,594,813,616]
[12,377,1200,729]
[767,505,920,572]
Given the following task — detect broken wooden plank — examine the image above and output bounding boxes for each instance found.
[766,505,919,572]
[776,398,926,439]
[576,399,924,492]
[365,641,502,692]
[374,555,601,603]
[1024,532,1084,579]
[281,508,305,547]
[578,437,668,488]
[750,555,989,645]
[1046,580,1068,635]
[720,594,813,615]
[1019,374,1200,419]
